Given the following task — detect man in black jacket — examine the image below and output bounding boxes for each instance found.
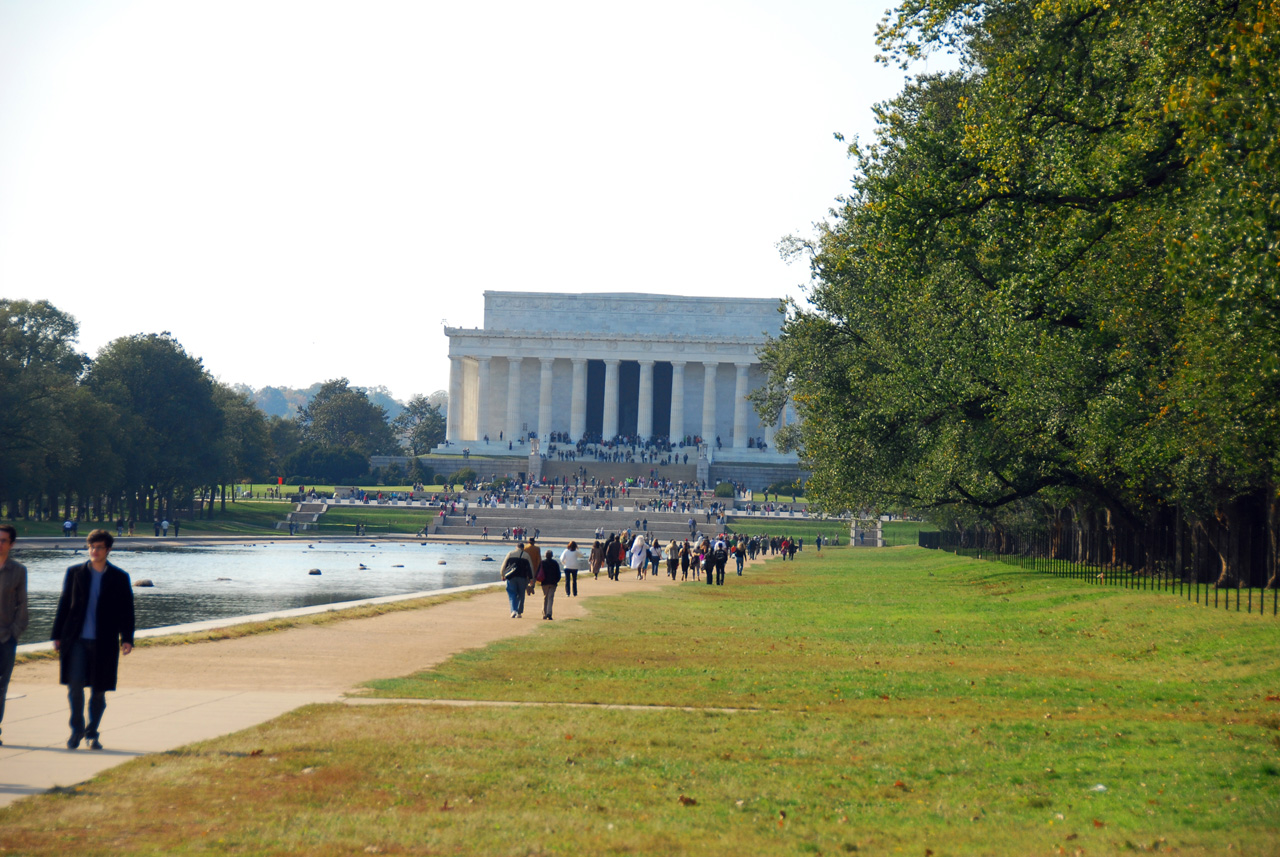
[51,529,135,750]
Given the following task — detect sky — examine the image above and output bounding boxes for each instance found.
[0,0,943,402]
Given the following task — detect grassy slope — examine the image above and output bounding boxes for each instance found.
[3,547,1276,855]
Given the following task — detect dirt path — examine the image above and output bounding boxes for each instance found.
[11,572,678,692]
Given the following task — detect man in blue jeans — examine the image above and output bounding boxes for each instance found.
[0,524,29,747]
[51,529,135,750]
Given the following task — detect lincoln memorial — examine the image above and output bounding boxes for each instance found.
[440,291,794,460]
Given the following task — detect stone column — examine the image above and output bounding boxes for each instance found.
[569,358,587,441]
[602,359,621,439]
[732,362,752,448]
[475,357,491,442]
[445,355,463,443]
[538,357,555,441]
[637,360,655,440]
[505,356,523,441]
[764,408,778,448]
[669,361,686,444]
[701,361,718,443]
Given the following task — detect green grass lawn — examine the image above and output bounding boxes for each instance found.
[727,518,932,547]
[3,547,1277,855]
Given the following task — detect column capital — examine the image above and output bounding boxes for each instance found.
[735,361,754,369]
[603,357,621,367]
[571,356,588,366]
[670,360,687,369]
[476,355,491,365]
[540,356,555,368]
[637,358,655,367]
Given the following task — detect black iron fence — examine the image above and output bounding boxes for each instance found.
[920,517,1279,618]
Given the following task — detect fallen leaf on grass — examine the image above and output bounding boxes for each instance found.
[249,749,263,757]
[440,800,451,812]
[678,795,698,806]
[1092,819,1105,828]
[1065,833,1078,841]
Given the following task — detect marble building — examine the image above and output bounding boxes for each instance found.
[441,291,789,454]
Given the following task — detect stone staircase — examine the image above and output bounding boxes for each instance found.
[426,484,813,543]
[277,502,328,531]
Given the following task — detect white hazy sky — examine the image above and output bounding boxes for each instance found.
[0,0,939,401]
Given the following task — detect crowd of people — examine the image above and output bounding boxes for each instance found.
[495,527,812,625]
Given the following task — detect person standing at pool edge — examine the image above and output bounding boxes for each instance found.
[51,529,135,750]
[0,524,29,746]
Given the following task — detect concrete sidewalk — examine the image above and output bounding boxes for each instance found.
[0,567,701,809]
[0,683,332,805]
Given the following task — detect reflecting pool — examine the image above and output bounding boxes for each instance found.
[19,541,509,643]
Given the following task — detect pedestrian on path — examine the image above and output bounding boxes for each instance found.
[560,541,581,597]
[589,540,604,580]
[0,524,29,747]
[500,542,532,618]
[538,549,562,620]
[51,529,135,751]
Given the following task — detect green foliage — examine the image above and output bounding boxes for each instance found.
[282,444,368,484]
[448,467,477,485]
[87,333,223,511]
[713,481,736,498]
[391,393,446,455]
[296,378,399,457]
[761,0,1280,536]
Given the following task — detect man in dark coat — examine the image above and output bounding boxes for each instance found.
[51,529,135,750]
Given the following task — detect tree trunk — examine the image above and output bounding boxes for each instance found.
[1267,486,1279,590]
[1208,495,1260,588]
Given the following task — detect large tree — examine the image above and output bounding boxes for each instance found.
[391,393,447,456]
[295,378,399,457]
[760,0,1279,580]
[86,333,223,520]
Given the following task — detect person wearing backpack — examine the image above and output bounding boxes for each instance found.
[712,540,729,585]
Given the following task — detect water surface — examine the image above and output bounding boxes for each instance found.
[19,541,508,643]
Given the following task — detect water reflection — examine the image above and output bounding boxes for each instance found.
[19,541,507,643]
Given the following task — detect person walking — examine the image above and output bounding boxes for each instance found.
[560,541,581,597]
[51,529,135,750]
[538,549,562,620]
[589,539,604,580]
[0,525,29,747]
[500,541,533,618]
[629,534,648,580]
[713,538,729,585]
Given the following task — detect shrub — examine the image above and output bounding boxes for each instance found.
[449,467,478,484]
[714,481,736,498]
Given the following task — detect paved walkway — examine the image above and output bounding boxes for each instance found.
[0,565,732,808]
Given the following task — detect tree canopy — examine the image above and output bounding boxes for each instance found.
[1,307,422,522]
[759,0,1280,546]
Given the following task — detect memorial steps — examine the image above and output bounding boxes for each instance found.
[425,485,809,543]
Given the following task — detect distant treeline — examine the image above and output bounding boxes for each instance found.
[0,300,446,523]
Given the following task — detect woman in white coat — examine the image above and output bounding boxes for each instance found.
[629,534,648,580]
